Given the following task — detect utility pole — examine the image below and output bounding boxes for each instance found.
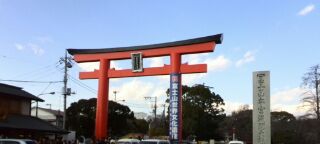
[145,96,157,121]
[63,51,68,130]
[60,50,73,130]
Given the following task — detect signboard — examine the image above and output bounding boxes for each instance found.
[169,73,180,141]
[253,71,270,144]
[131,52,143,72]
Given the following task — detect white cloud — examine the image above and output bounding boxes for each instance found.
[271,87,309,116]
[154,55,231,85]
[14,43,25,50]
[29,43,45,56]
[272,103,310,117]
[205,55,231,72]
[150,57,165,67]
[223,101,252,115]
[183,53,208,64]
[235,51,255,67]
[107,77,169,113]
[78,62,99,72]
[14,42,45,56]
[271,87,305,104]
[182,73,206,85]
[298,4,315,16]
[111,79,155,102]
[13,36,53,56]
[152,54,230,85]
[224,87,310,116]
[77,61,119,72]
[183,54,231,72]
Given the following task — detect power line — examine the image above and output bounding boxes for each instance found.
[0,54,63,80]
[68,74,97,93]
[0,79,62,83]
[27,68,60,82]
[11,64,53,79]
[55,66,97,95]
[68,78,97,94]
[145,96,158,120]
[39,82,53,94]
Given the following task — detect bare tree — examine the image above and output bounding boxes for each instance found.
[302,64,320,120]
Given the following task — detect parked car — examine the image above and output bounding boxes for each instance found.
[140,139,170,144]
[0,139,37,144]
[228,140,244,144]
[117,138,140,144]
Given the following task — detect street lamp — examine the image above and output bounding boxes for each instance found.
[113,90,119,101]
[36,92,55,117]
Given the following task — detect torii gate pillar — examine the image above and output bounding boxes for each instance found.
[96,59,110,139]
[67,34,223,143]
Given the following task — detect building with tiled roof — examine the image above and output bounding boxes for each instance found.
[0,83,67,139]
[31,107,64,129]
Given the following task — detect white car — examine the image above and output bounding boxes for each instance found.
[0,139,37,144]
[228,140,244,144]
[140,139,170,144]
[117,138,140,144]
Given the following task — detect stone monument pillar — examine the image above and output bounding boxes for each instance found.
[253,71,271,144]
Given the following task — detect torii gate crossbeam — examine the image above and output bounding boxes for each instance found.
[67,34,223,143]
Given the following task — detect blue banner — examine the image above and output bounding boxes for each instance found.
[169,73,181,141]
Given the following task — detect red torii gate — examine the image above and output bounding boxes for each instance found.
[67,34,223,142]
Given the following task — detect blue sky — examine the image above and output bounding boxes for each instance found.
[0,0,319,116]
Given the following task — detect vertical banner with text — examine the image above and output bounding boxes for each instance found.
[253,71,271,144]
[169,73,181,143]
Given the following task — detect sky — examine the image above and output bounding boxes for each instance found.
[0,0,319,117]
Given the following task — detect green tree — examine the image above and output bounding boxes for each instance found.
[218,105,252,142]
[271,111,295,122]
[271,111,297,144]
[66,98,96,138]
[66,98,148,138]
[295,118,320,143]
[219,106,298,144]
[148,116,169,137]
[131,119,149,134]
[167,84,225,140]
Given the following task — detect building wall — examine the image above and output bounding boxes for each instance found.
[31,108,56,120]
[0,96,30,116]
[20,100,30,115]
[30,108,63,129]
